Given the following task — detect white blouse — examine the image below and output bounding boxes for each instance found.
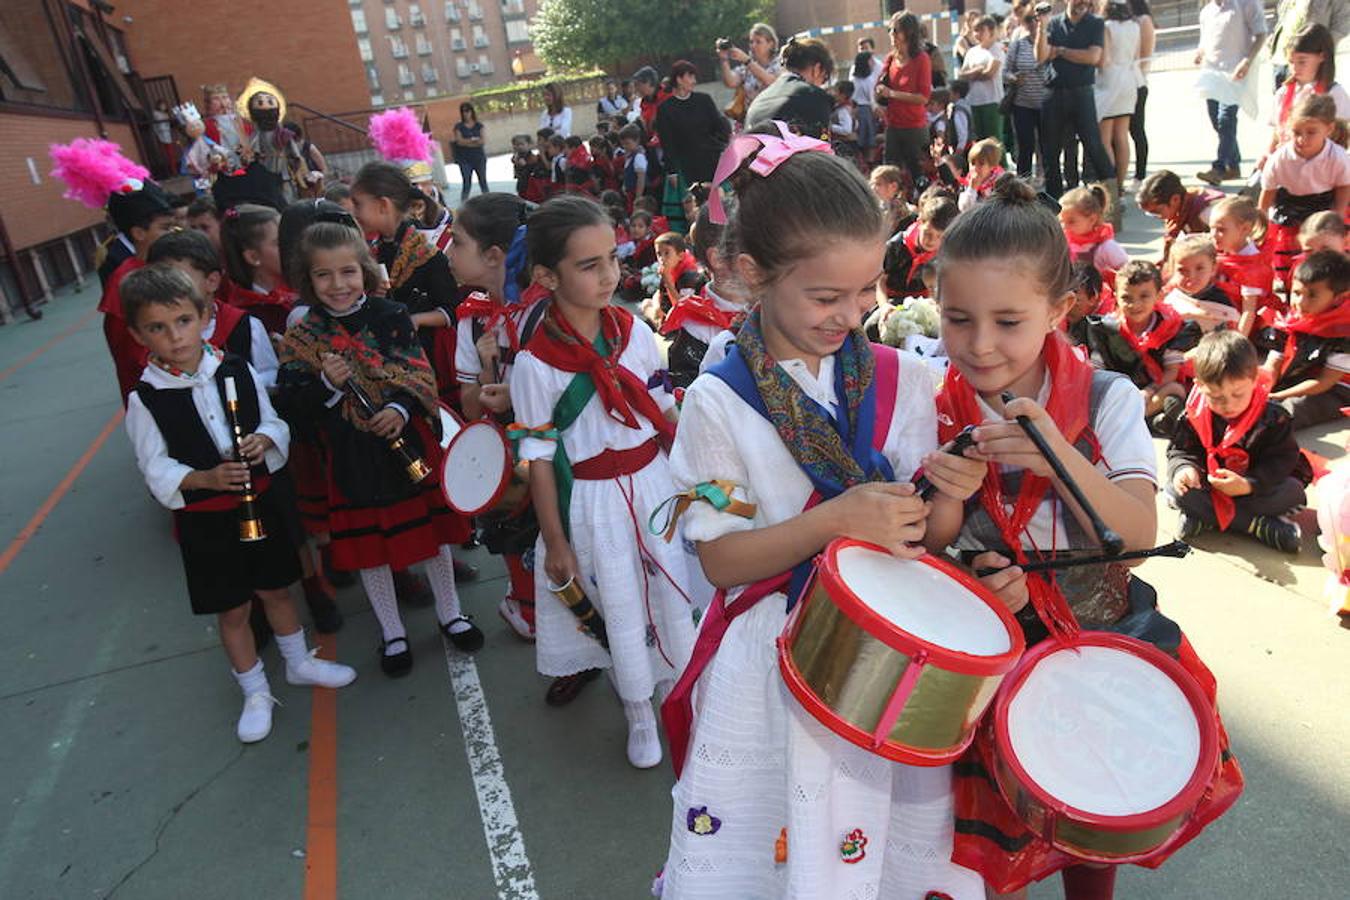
[670,349,939,546]
[511,319,675,464]
[125,352,289,510]
[454,297,546,385]
[202,308,278,391]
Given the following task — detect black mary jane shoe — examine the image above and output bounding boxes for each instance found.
[440,616,485,652]
[544,669,601,707]
[379,637,414,677]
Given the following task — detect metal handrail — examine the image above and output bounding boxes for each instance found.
[290,102,370,135]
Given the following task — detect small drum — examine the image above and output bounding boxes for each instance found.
[440,417,530,521]
[990,631,1220,862]
[778,539,1025,766]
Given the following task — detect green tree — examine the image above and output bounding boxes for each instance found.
[531,0,773,72]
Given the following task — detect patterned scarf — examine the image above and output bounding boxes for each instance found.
[733,308,877,493]
[385,223,439,293]
[279,301,437,427]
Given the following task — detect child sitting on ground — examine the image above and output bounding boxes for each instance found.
[1210,196,1275,335]
[122,265,356,743]
[829,80,860,162]
[957,139,1006,210]
[641,231,704,327]
[662,201,751,388]
[511,133,547,201]
[1136,169,1224,268]
[1059,183,1128,281]
[882,188,959,300]
[1259,94,1350,284]
[1087,259,1202,435]
[1164,234,1242,332]
[1255,249,1350,429]
[1063,260,1105,347]
[1300,209,1349,254]
[869,164,912,236]
[1168,329,1312,553]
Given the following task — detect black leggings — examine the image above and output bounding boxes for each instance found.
[1011,104,1041,178]
[457,155,489,201]
[1130,85,1149,180]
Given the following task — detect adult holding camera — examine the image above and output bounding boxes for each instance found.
[744,36,835,138]
[1036,0,1117,200]
[717,22,782,123]
[876,11,933,187]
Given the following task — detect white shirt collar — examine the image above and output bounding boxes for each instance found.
[328,294,368,318]
[777,355,838,413]
[973,370,1052,423]
[141,346,222,389]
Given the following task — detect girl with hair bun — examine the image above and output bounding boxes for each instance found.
[936,175,1242,899]
[658,128,987,898]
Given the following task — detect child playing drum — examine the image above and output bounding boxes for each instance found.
[933,176,1243,898]
[657,125,988,899]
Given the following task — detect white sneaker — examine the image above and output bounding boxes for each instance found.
[285,649,358,688]
[237,692,277,743]
[623,699,662,769]
[497,596,535,642]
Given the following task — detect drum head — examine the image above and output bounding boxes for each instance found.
[1005,642,1202,818]
[442,421,510,515]
[436,401,463,449]
[834,545,1013,657]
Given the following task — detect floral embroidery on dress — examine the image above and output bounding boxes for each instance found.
[840,828,868,864]
[686,806,722,836]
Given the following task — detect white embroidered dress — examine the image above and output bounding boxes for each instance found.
[661,350,984,900]
[511,321,711,700]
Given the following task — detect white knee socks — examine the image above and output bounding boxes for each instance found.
[427,544,471,634]
[359,565,408,651]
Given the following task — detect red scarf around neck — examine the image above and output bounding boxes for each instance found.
[526,305,675,446]
[1119,306,1185,384]
[662,250,700,305]
[206,300,247,351]
[660,286,738,335]
[456,289,531,352]
[1064,222,1115,260]
[1274,299,1350,377]
[903,221,937,271]
[1183,373,1272,530]
[937,333,1096,641]
[965,166,1006,197]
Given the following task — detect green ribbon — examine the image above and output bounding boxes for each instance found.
[547,330,610,540]
[647,481,735,539]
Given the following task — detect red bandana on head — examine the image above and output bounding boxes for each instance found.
[1119,306,1185,384]
[526,305,675,445]
[937,333,1097,641]
[1183,372,1272,530]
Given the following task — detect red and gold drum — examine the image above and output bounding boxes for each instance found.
[440,416,530,522]
[778,539,1026,766]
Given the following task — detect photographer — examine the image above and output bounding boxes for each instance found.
[717,22,782,121]
[1035,0,1117,200]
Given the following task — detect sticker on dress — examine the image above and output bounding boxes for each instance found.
[840,828,868,864]
[686,806,722,836]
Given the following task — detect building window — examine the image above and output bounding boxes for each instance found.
[501,0,525,14]
[398,63,414,87]
[477,53,493,75]
[416,33,432,55]
[384,7,401,29]
[422,62,438,83]
[450,28,465,51]
[390,36,408,58]
[504,18,529,44]
[467,1,482,21]
[472,24,488,48]
[351,8,367,32]
[456,57,470,78]
[366,65,381,90]
[371,92,385,105]
[409,3,425,26]
[444,1,460,21]
[403,88,416,100]
[358,38,373,62]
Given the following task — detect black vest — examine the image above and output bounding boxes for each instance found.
[134,354,264,507]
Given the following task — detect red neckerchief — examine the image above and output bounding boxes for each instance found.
[99,257,145,316]
[902,221,937,271]
[660,286,738,335]
[1119,306,1185,384]
[525,305,675,445]
[937,333,1096,641]
[1215,246,1274,306]
[662,250,700,306]
[228,283,296,311]
[455,289,531,352]
[1183,372,1272,530]
[1278,79,1328,132]
[1274,300,1350,375]
[206,300,247,352]
[1166,188,1223,243]
[566,145,592,171]
[1064,222,1115,260]
[964,166,1006,196]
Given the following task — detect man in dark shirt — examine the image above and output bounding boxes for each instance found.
[1036,0,1116,199]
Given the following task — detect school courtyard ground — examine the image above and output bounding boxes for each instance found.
[1,62,1348,900]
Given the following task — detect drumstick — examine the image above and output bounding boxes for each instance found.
[998,391,1124,556]
[974,540,1191,577]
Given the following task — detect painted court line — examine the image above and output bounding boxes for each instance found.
[304,631,340,900]
[0,306,99,385]
[442,640,539,899]
[0,408,124,576]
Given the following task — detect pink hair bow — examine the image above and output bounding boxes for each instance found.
[707,120,833,224]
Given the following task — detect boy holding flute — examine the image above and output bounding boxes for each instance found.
[122,265,357,744]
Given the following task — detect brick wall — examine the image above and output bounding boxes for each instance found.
[0,114,140,250]
[116,0,369,116]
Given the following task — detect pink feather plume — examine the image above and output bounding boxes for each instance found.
[368,107,433,163]
[48,139,149,209]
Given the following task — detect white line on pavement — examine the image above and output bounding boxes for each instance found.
[441,640,539,899]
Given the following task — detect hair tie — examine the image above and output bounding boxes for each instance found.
[706,120,832,225]
[223,207,241,220]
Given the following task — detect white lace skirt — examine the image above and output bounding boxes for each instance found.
[532,454,709,701]
[662,594,986,900]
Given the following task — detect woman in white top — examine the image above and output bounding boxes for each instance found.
[1095,0,1142,185]
[538,81,573,137]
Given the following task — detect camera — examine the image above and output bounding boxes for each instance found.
[716,38,733,52]
[1034,2,1052,13]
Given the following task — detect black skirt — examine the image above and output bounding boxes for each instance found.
[174,490,301,615]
